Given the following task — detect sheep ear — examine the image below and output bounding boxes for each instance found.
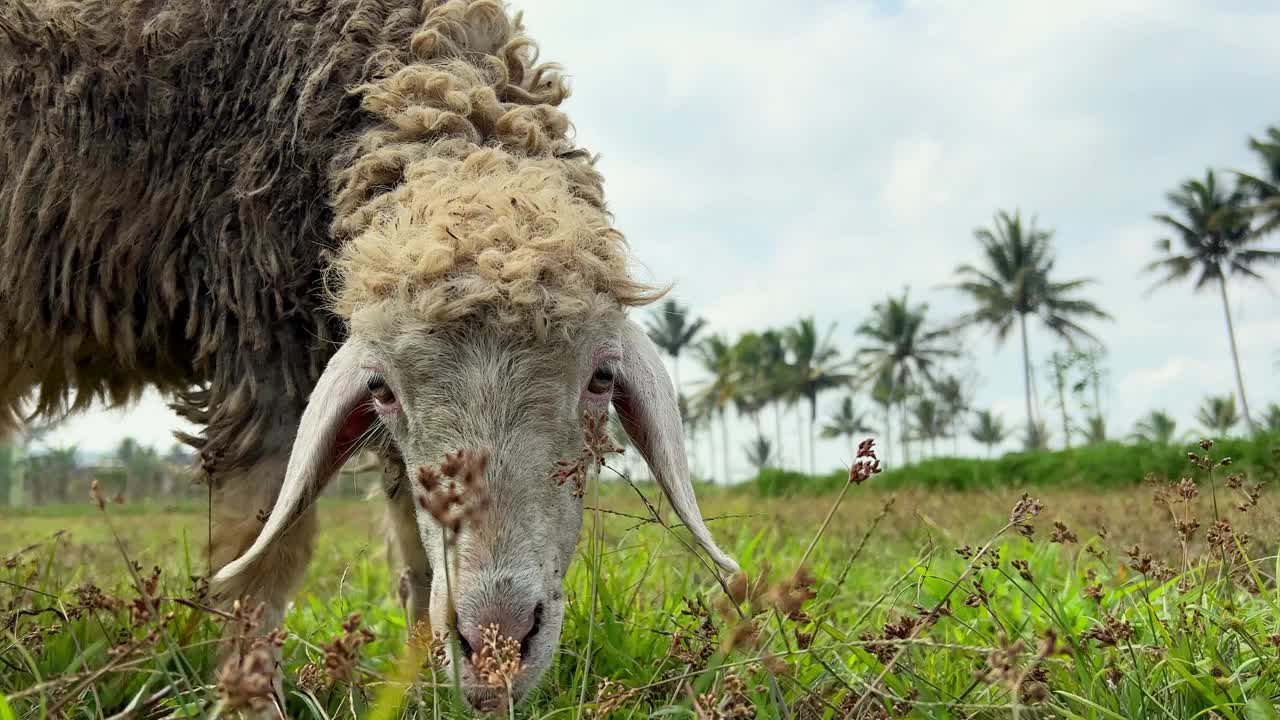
[213,340,376,584]
[613,319,739,577]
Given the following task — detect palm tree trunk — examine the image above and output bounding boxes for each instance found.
[899,400,911,466]
[808,393,817,476]
[1018,312,1035,443]
[673,355,681,394]
[1091,367,1103,424]
[847,434,854,460]
[795,408,805,475]
[1218,275,1255,434]
[773,403,784,469]
[720,412,730,485]
[883,404,893,470]
[1054,358,1071,450]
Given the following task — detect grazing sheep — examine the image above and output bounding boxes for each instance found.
[0,0,737,708]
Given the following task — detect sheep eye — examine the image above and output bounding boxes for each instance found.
[367,376,396,405]
[587,367,614,395]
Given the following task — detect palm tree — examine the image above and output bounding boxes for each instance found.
[821,396,874,459]
[908,395,947,458]
[969,409,1007,457]
[1046,350,1077,449]
[1022,418,1050,452]
[952,210,1111,444]
[1196,394,1241,436]
[1261,403,1280,435]
[1082,415,1107,445]
[6,417,66,506]
[785,318,852,475]
[730,332,770,435]
[676,394,692,473]
[869,368,905,465]
[1147,170,1279,434]
[645,298,707,392]
[689,394,719,485]
[30,445,80,504]
[117,438,164,499]
[743,435,773,473]
[854,288,957,467]
[1130,410,1179,445]
[694,335,737,484]
[933,374,971,456]
[758,329,791,466]
[1236,126,1280,238]
[1071,345,1108,442]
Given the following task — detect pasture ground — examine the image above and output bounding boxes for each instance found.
[4,443,1280,718]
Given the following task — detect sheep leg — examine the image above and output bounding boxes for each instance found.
[205,425,315,705]
[381,443,432,626]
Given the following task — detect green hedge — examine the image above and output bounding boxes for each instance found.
[750,434,1280,496]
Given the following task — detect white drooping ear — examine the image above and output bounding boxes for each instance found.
[213,340,376,584]
[613,318,739,576]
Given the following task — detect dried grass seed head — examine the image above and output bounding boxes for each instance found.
[322,613,376,685]
[414,447,492,535]
[216,644,278,713]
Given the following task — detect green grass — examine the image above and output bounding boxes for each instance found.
[754,433,1280,495]
[4,441,1280,718]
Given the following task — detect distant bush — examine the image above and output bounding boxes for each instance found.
[750,467,814,496]
[751,434,1280,495]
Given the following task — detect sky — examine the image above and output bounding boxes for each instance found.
[42,0,1280,481]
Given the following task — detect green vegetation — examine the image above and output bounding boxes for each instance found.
[969,410,1008,457]
[950,210,1111,444]
[6,439,1280,718]
[1147,169,1280,436]
[852,288,958,467]
[1131,410,1181,446]
[1198,394,1243,436]
[644,298,707,394]
[820,396,874,458]
[753,432,1279,496]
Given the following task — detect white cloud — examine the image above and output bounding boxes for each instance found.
[1121,358,1199,398]
[881,137,949,223]
[41,390,196,455]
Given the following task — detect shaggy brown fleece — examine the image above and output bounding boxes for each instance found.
[0,0,656,481]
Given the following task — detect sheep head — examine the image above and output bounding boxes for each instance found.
[213,148,737,710]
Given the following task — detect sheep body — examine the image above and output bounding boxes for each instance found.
[0,5,742,706]
[0,0,654,476]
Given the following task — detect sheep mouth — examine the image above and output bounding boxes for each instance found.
[465,691,502,714]
[460,680,534,713]
[520,601,544,659]
[445,607,545,709]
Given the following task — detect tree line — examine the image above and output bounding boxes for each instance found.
[0,422,200,506]
[645,124,1280,482]
[2,126,1278,500]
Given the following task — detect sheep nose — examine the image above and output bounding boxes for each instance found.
[458,601,544,663]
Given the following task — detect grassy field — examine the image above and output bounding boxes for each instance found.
[4,441,1280,718]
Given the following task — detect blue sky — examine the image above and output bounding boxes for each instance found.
[46,0,1280,480]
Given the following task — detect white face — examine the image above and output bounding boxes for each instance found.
[356,311,622,708]
[213,302,737,712]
